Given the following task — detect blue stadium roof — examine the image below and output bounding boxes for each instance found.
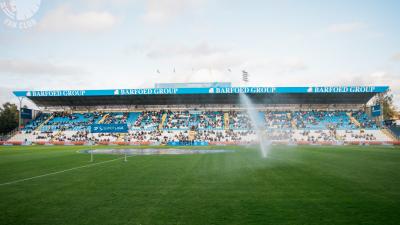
[13,86,389,107]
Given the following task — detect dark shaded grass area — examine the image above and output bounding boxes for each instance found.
[0,145,399,225]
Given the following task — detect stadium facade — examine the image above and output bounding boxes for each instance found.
[4,84,400,146]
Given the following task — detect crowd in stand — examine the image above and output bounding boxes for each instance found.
[163,111,190,130]
[341,130,378,141]
[352,111,378,129]
[163,110,224,130]
[264,112,291,129]
[195,130,253,142]
[42,112,103,132]
[23,113,49,133]
[294,130,337,142]
[126,130,163,142]
[103,112,128,124]
[17,109,382,143]
[133,111,163,130]
[292,111,349,129]
[230,111,252,129]
[70,131,90,141]
[265,130,293,140]
[195,111,224,129]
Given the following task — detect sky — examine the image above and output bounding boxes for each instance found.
[0,0,400,108]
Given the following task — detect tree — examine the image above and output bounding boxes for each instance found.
[374,90,396,120]
[0,102,19,135]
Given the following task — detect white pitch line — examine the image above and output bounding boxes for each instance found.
[0,156,130,187]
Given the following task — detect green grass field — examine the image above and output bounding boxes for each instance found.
[0,145,399,225]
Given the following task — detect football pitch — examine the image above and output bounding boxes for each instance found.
[0,145,399,225]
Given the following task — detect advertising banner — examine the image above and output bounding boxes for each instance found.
[90,124,129,133]
[14,86,389,97]
[371,105,381,117]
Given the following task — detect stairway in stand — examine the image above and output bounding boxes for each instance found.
[189,130,196,141]
[381,128,398,141]
[35,114,54,132]
[98,113,109,124]
[159,113,168,130]
[224,112,230,130]
[346,112,361,127]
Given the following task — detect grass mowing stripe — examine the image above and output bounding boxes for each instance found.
[0,156,131,187]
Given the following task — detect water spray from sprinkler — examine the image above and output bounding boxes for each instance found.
[239,71,270,158]
[239,93,270,158]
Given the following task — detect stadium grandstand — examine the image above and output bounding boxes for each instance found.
[4,83,399,146]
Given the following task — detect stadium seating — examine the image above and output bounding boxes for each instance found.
[132,111,163,130]
[388,126,400,139]
[352,111,378,129]
[292,111,356,130]
[229,111,252,130]
[103,112,127,124]
[41,112,101,132]
[127,112,140,126]
[22,113,49,133]
[192,111,224,130]
[10,109,393,144]
[163,111,224,130]
[263,111,292,129]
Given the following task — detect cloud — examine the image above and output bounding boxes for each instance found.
[38,5,117,32]
[139,41,309,86]
[149,56,309,89]
[143,41,243,72]
[0,87,17,105]
[145,42,304,73]
[0,59,86,76]
[327,22,367,33]
[244,58,308,74]
[81,0,131,6]
[341,71,399,87]
[391,53,400,61]
[334,71,400,108]
[139,42,309,87]
[146,41,230,59]
[142,0,206,24]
